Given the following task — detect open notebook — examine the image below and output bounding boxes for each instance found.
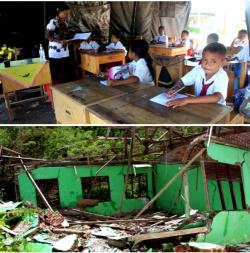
[150,92,187,107]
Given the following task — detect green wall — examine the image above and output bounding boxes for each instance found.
[18,165,153,216]
[155,141,249,216]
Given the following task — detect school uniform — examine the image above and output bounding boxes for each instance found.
[232,38,249,48]
[106,41,127,52]
[175,38,192,49]
[181,65,228,105]
[79,41,100,50]
[236,46,250,62]
[154,35,167,43]
[46,17,74,83]
[129,58,154,85]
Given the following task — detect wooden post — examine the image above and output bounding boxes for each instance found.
[119,127,135,215]
[19,155,53,211]
[183,171,190,218]
[200,159,211,211]
[134,148,206,219]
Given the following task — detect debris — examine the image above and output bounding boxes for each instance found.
[187,242,226,251]
[52,234,78,251]
[43,209,64,227]
[0,225,18,236]
[91,226,129,240]
[18,242,53,252]
[0,201,22,212]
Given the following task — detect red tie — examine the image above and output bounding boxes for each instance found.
[199,78,214,96]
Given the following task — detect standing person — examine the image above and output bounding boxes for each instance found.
[46,4,74,84]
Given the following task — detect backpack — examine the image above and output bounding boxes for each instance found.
[158,66,174,88]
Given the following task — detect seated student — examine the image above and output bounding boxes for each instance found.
[197,33,219,57]
[106,31,127,54]
[108,39,154,86]
[234,46,250,62]
[175,30,192,49]
[231,29,249,48]
[153,26,167,44]
[167,42,228,107]
[79,36,100,50]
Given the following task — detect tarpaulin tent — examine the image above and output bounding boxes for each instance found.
[67,1,191,43]
[245,0,250,56]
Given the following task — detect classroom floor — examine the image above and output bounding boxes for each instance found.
[0,98,56,124]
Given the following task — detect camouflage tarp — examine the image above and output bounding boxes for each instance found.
[67,3,110,43]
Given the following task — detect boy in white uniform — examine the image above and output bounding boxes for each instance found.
[80,36,100,50]
[231,30,249,48]
[175,30,192,49]
[153,26,167,44]
[234,46,250,62]
[167,42,228,106]
[106,31,127,54]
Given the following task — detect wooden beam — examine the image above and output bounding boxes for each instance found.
[129,227,208,245]
[134,148,206,219]
[183,171,190,218]
[200,159,211,211]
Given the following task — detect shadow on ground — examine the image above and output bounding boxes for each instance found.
[0,98,56,124]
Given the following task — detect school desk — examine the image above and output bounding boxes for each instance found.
[80,50,126,75]
[149,45,187,57]
[86,87,232,124]
[51,78,151,124]
[0,58,52,122]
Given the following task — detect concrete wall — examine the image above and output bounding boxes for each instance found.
[18,165,153,216]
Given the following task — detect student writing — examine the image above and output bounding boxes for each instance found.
[167,42,228,107]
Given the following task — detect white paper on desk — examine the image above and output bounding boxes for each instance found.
[150,92,187,107]
[67,32,92,42]
[100,80,108,86]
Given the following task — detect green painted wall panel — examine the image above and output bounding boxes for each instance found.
[18,165,153,216]
[197,211,250,245]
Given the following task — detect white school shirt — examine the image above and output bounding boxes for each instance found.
[106,41,127,54]
[236,46,250,62]
[129,58,154,85]
[80,41,100,50]
[175,38,192,49]
[46,19,69,59]
[154,35,167,43]
[181,65,228,105]
[232,38,249,48]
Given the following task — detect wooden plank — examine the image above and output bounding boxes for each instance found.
[130,227,208,245]
[183,171,190,218]
[87,87,232,124]
[200,160,211,211]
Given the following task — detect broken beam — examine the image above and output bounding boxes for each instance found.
[129,227,208,245]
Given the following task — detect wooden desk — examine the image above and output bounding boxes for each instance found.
[0,58,52,122]
[80,50,126,74]
[149,45,187,57]
[51,78,151,124]
[87,87,232,124]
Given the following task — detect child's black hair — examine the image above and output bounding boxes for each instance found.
[111,31,121,40]
[182,30,189,36]
[207,33,219,43]
[203,42,227,58]
[159,26,165,30]
[56,4,70,15]
[239,29,248,35]
[130,39,154,79]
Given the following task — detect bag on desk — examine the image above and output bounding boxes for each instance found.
[108,64,130,80]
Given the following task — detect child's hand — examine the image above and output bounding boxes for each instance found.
[167,88,178,97]
[167,98,188,108]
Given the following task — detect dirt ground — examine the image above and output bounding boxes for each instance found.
[0,97,56,124]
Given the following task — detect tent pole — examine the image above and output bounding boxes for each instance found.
[131,2,137,40]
